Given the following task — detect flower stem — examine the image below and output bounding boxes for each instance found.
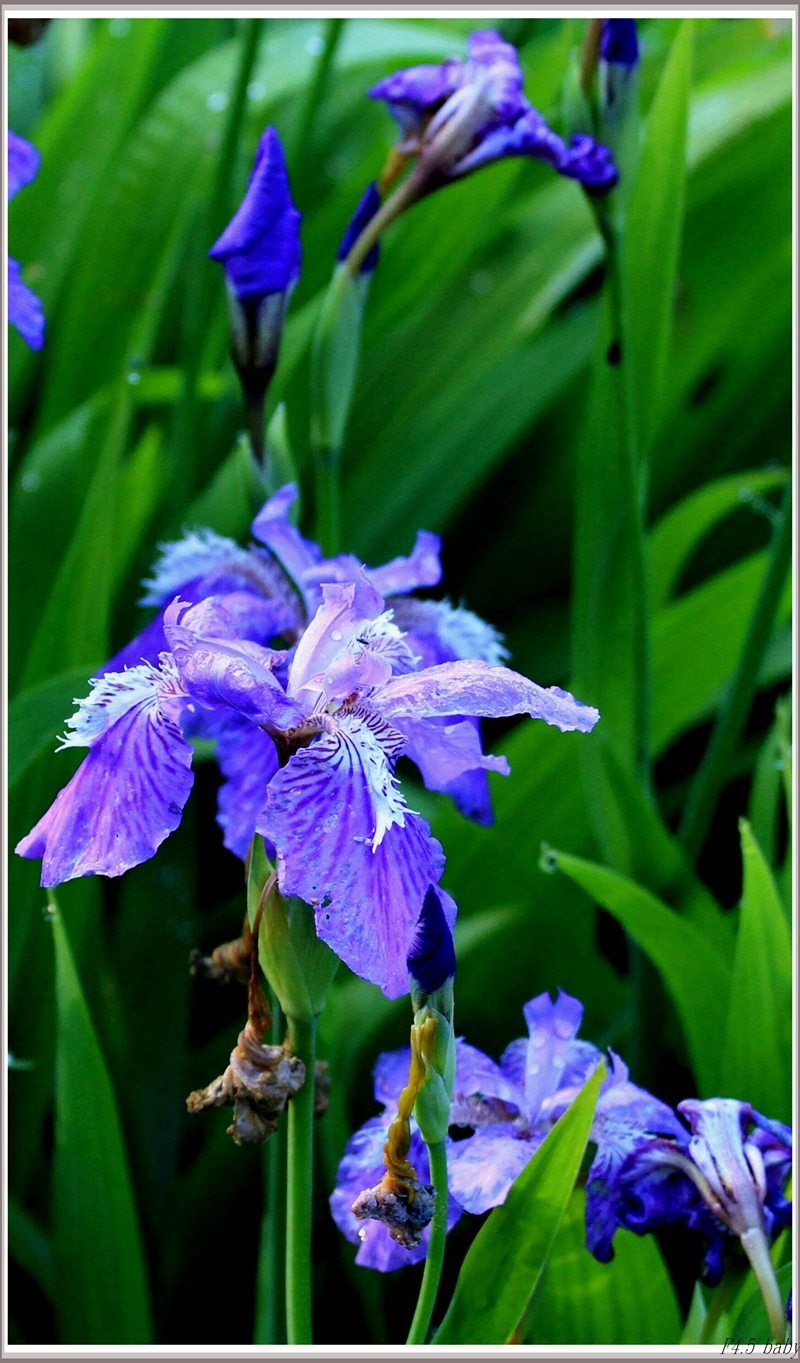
[285,1012,317,1345]
[343,162,428,278]
[679,479,791,862]
[740,1226,788,1345]
[406,1140,448,1345]
[253,991,286,1344]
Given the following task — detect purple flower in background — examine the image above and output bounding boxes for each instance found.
[338,182,382,274]
[611,1099,793,1286]
[370,29,617,193]
[8,130,45,349]
[17,486,598,998]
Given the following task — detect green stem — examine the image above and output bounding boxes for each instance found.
[679,480,791,862]
[740,1227,788,1345]
[285,1013,317,1346]
[172,18,263,491]
[406,1141,448,1345]
[253,992,286,1344]
[290,18,346,176]
[344,161,428,278]
[315,446,342,559]
[699,1264,749,1344]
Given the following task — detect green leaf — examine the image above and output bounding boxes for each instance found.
[434,1061,604,1345]
[8,666,96,789]
[186,432,270,539]
[652,549,792,756]
[622,18,693,456]
[311,266,368,458]
[649,467,788,612]
[522,1189,681,1344]
[730,1263,792,1346]
[719,821,791,1122]
[8,1194,54,1301]
[51,903,152,1343]
[113,422,166,590]
[543,847,730,1095]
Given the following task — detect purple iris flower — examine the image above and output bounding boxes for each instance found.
[611,1099,793,1286]
[17,488,598,998]
[330,1047,464,1270]
[209,126,301,301]
[330,989,681,1268]
[209,127,301,413]
[8,130,45,350]
[447,990,684,1225]
[338,182,381,274]
[369,29,617,193]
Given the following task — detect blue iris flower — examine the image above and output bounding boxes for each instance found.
[369,29,618,193]
[8,130,45,349]
[209,126,301,403]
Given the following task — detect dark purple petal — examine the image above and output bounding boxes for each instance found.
[209,126,301,300]
[103,613,172,675]
[338,182,381,273]
[8,258,45,350]
[600,19,639,68]
[215,715,279,861]
[257,707,450,998]
[8,129,39,200]
[448,1124,538,1214]
[559,133,619,193]
[378,659,600,733]
[407,884,456,994]
[16,661,193,885]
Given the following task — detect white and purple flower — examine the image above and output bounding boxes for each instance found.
[16,488,598,998]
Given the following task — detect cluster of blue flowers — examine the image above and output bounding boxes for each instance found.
[333,984,792,1280]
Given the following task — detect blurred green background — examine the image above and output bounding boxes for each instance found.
[8,15,791,1346]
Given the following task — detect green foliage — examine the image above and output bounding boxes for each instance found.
[51,903,152,1343]
[522,1189,682,1345]
[434,1061,604,1344]
[541,845,730,1096]
[720,821,792,1122]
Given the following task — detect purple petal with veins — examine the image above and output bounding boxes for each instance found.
[257,707,450,998]
[16,659,193,885]
[378,659,599,732]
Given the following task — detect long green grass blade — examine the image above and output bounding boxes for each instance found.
[51,901,153,1343]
